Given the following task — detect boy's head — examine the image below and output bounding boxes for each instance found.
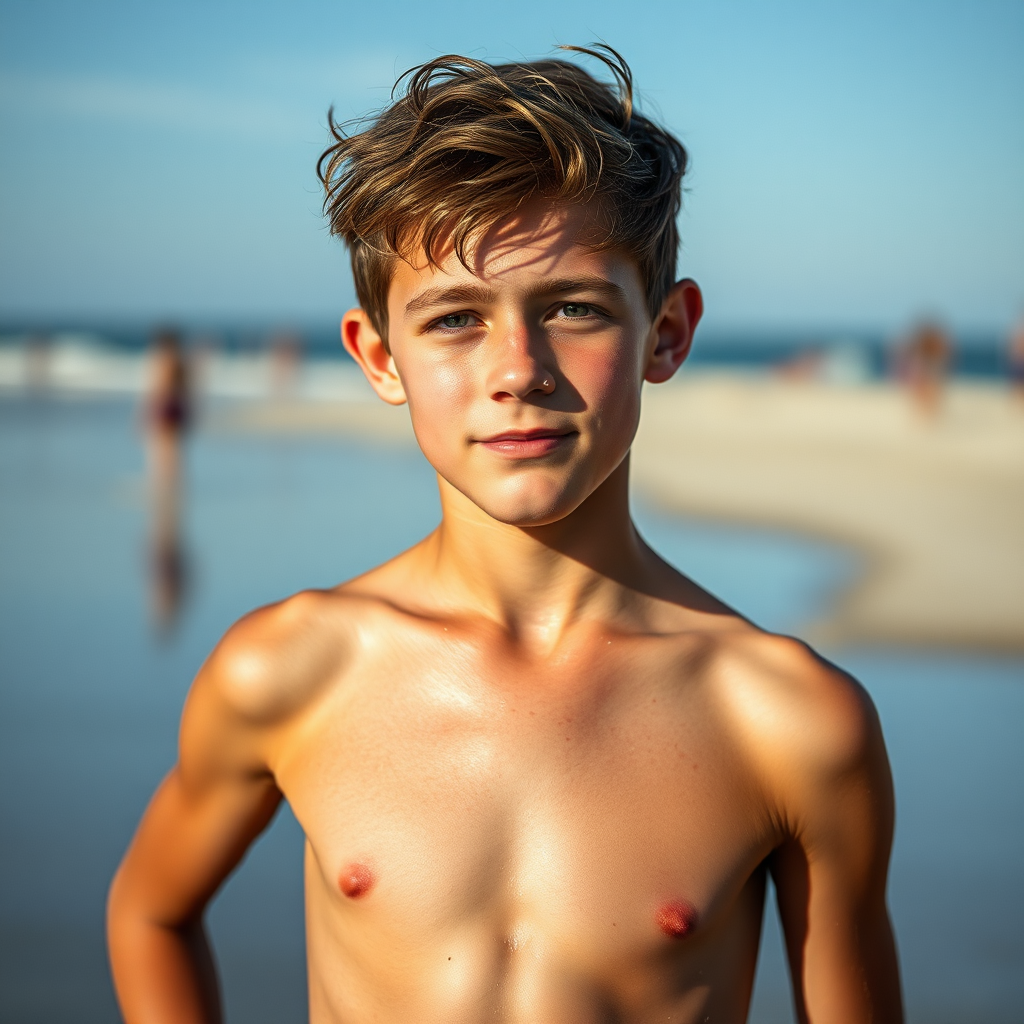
[320,47,701,529]
[318,46,688,346]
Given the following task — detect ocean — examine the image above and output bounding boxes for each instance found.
[0,321,1014,381]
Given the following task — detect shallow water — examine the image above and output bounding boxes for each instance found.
[0,397,1020,1023]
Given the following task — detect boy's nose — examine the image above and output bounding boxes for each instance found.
[488,329,556,401]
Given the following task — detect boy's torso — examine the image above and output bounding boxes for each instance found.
[264,582,789,1024]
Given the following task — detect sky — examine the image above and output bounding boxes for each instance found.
[0,0,1021,334]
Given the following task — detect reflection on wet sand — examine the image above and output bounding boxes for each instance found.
[143,328,193,634]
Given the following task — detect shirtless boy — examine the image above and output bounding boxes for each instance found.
[108,47,903,1023]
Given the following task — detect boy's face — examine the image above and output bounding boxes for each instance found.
[345,201,700,528]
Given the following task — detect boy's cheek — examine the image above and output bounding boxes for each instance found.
[406,397,463,459]
[401,373,475,466]
[567,349,645,419]
[587,355,638,399]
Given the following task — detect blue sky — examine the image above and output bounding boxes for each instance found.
[0,0,1021,333]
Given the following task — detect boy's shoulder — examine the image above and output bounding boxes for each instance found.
[701,627,886,819]
[191,581,405,728]
[647,568,879,779]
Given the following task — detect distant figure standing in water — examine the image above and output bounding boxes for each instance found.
[143,327,192,632]
[24,331,53,394]
[269,329,303,397]
[896,321,951,418]
[1008,315,1024,404]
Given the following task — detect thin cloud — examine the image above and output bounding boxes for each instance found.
[236,50,403,97]
[0,71,309,142]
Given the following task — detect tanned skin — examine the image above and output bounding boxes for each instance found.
[108,201,903,1023]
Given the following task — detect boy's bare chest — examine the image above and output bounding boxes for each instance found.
[276,630,773,961]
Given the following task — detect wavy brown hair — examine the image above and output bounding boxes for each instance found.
[318,45,688,342]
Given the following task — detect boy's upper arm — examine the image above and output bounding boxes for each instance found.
[113,593,345,925]
[724,636,903,1023]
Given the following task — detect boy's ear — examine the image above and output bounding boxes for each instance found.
[644,279,703,384]
[341,309,407,406]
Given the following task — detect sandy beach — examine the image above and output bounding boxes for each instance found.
[633,375,1024,651]
[212,370,1024,652]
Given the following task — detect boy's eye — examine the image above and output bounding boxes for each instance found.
[560,303,592,318]
[438,313,473,329]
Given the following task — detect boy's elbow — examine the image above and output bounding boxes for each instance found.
[107,831,195,939]
[107,852,139,936]
[107,852,155,953]
[107,857,148,985]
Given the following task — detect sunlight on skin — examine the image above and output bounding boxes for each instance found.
[341,200,701,649]
[107,195,901,1024]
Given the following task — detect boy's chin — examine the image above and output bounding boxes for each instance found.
[456,479,587,529]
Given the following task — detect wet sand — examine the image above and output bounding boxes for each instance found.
[215,371,1024,652]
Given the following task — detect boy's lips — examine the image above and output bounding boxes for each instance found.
[476,428,577,458]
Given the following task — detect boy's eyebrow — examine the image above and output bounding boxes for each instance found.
[404,284,496,318]
[539,277,627,302]
[403,277,626,318]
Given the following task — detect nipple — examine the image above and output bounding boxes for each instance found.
[339,863,374,900]
[656,899,697,939]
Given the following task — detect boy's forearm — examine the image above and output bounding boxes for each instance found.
[105,760,282,1022]
[108,892,222,1024]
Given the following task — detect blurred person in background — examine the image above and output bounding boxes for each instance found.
[1008,315,1024,404]
[894,320,952,418]
[24,331,52,394]
[143,326,192,632]
[775,344,825,382]
[269,329,303,398]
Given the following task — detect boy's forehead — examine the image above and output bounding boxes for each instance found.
[390,202,643,313]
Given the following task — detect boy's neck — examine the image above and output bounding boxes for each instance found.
[415,459,654,651]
